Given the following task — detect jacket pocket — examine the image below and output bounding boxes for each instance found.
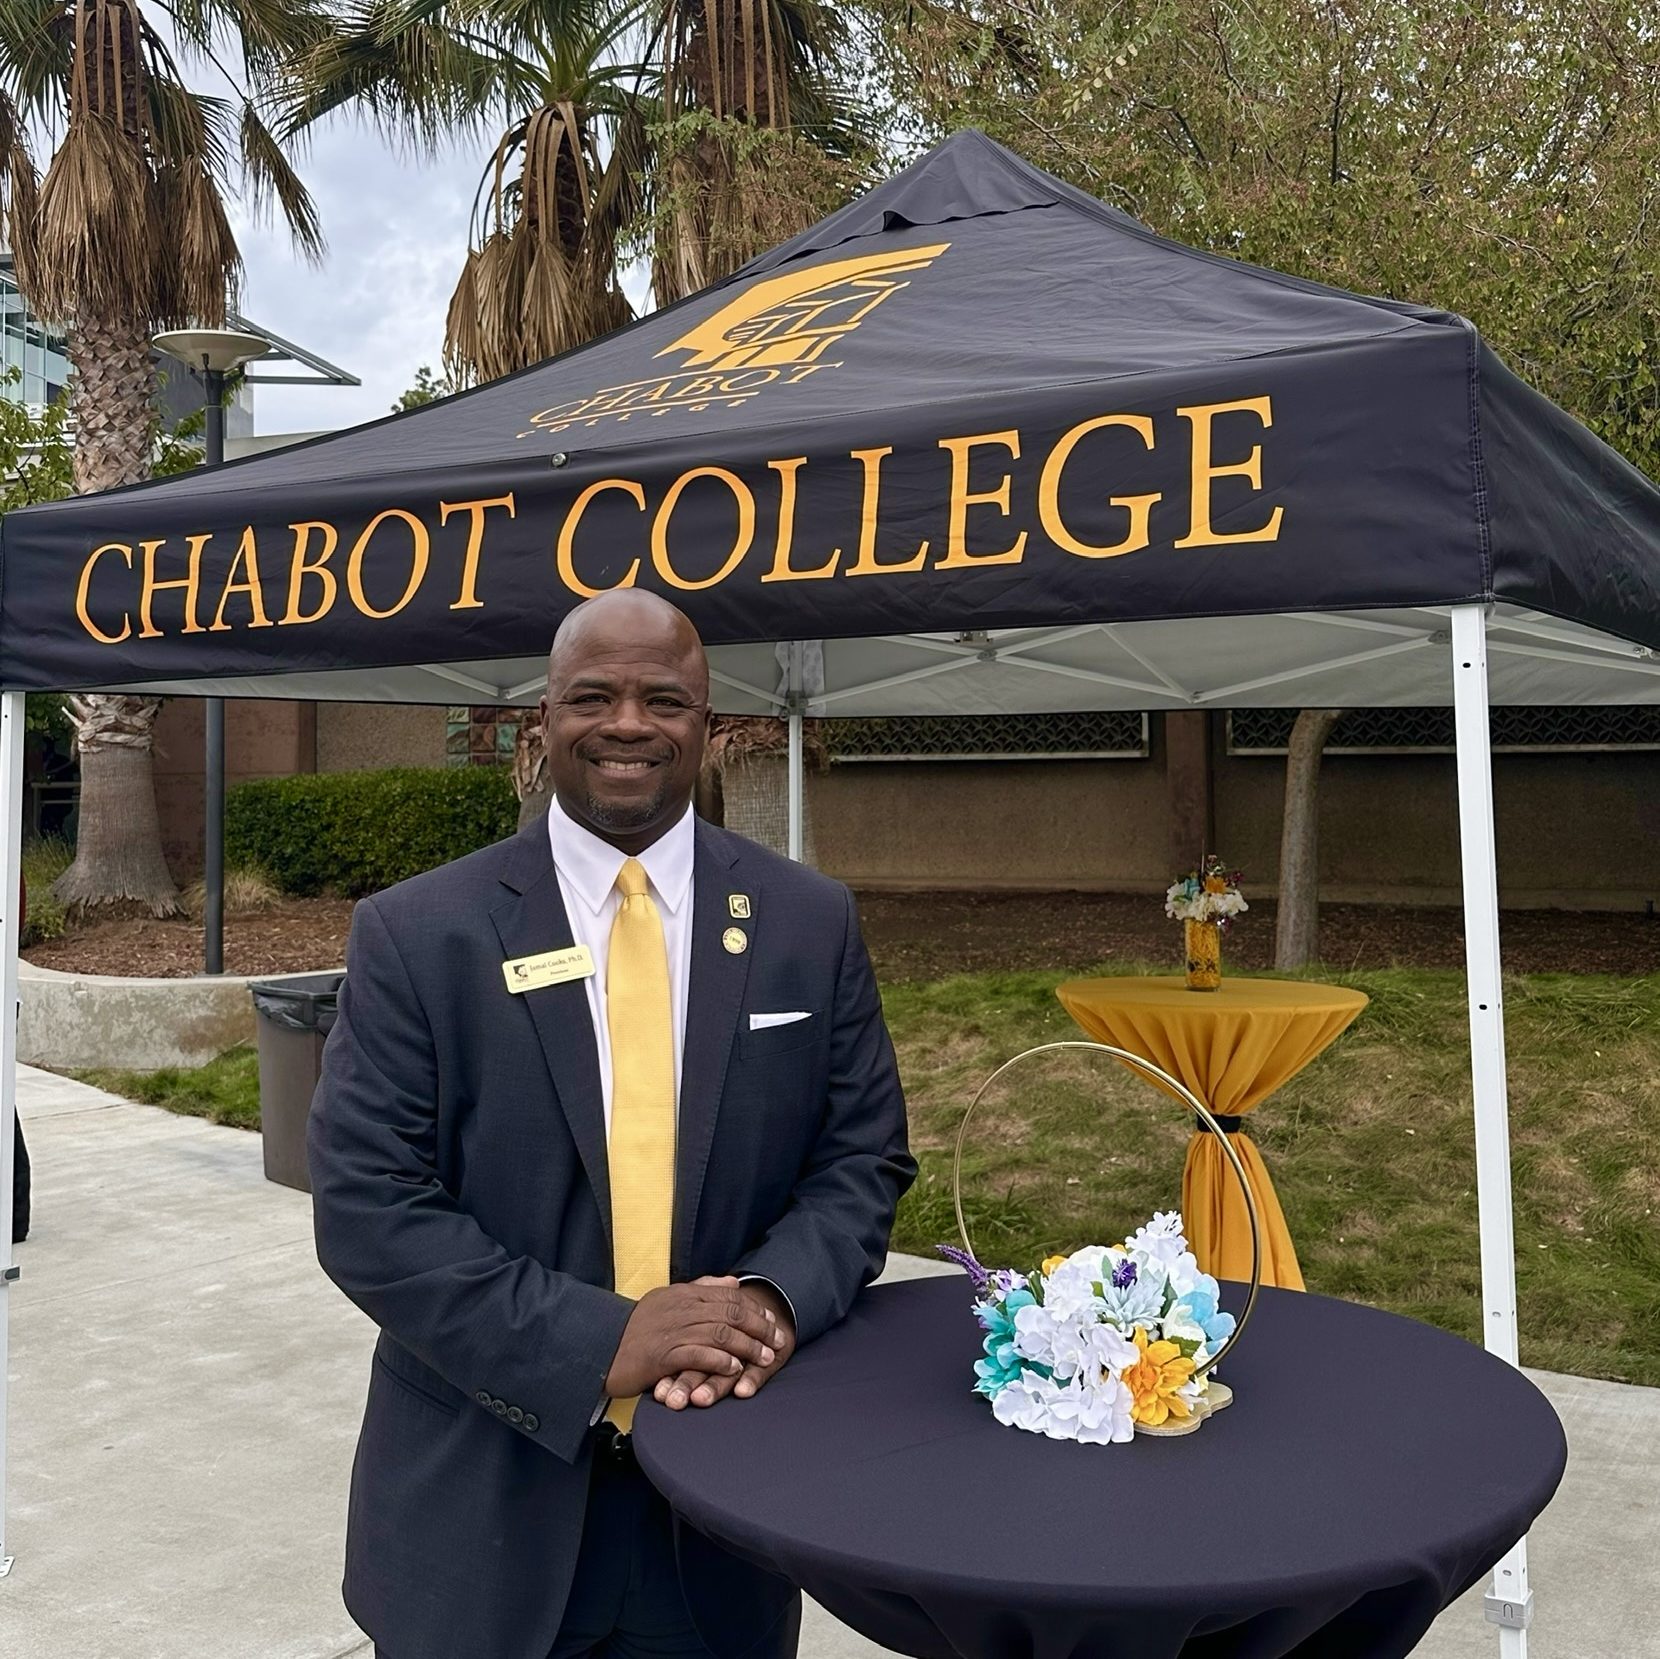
[374,1350,460,1418]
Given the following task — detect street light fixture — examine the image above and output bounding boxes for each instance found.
[151,327,272,976]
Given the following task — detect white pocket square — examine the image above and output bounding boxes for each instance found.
[748,1011,812,1031]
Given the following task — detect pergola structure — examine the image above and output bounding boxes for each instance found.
[7,132,1660,1652]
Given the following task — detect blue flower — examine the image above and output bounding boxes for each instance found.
[972,1289,1036,1398]
[1169,1284,1235,1348]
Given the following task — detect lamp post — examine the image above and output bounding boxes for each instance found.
[150,327,271,975]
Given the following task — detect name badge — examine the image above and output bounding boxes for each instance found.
[502,945,595,994]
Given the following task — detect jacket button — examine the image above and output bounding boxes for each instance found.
[523,1414,539,1432]
[507,1406,524,1425]
[493,1399,509,1416]
[475,1391,491,1407]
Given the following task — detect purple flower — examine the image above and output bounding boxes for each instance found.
[1111,1259,1137,1290]
[935,1242,992,1290]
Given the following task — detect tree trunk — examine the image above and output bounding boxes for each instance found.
[53,311,181,918]
[512,717,551,829]
[1273,709,1345,971]
[720,754,815,865]
[51,696,181,917]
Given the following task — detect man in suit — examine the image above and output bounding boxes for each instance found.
[309,588,915,1659]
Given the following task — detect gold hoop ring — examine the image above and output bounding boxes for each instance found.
[951,1039,1261,1376]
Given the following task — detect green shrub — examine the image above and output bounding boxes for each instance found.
[226,767,518,896]
[20,836,72,946]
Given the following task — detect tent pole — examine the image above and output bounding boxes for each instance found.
[786,643,805,863]
[1450,605,1530,1654]
[0,689,26,1582]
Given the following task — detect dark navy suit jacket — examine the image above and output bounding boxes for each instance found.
[308,815,914,1659]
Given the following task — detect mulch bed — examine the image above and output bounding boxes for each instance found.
[21,888,1660,981]
[857,890,1660,980]
[24,899,359,979]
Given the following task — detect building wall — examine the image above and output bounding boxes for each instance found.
[315,702,446,772]
[813,714,1660,910]
[812,755,1170,891]
[153,699,314,876]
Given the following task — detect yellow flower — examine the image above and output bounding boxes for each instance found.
[1123,1326,1196,1426]
[1041,1254,1068,1275]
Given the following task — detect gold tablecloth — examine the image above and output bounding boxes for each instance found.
[1054,976,1368,1289]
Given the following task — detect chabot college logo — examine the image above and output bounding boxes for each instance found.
[521,243,951,435]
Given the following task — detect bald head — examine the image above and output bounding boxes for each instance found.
[539,590,711,853]
[547,588,708,700]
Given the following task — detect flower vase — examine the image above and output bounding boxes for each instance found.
[1184,919,1222,991]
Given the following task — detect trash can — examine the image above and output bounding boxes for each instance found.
[249,972,344,1193]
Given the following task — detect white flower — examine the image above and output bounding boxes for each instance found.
[1126,1211,1190,1270]
[991,1371,1134,1444]
[991,1375,1057,1434]
[1012,1301,1076,1370]
[1166,1250,1206,1299]
[1041,1257,1107,1324]
[1085,1321,1139,1379]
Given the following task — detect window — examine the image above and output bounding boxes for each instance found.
[823,712,1149,762]
[1226,706,1660,755]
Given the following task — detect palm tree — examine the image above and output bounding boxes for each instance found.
[647,0,867,859]
[284,0,656,825]
[0,0,326,917]
[650,0,864,305]
[284,0,652,387]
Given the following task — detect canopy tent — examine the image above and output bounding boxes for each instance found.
[7,128,1659,1648]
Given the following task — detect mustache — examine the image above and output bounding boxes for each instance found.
[580,749,671,764]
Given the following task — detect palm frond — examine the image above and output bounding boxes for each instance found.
[239,100,326,260]
[444,91,635,384]
[279,0,523,150]
[146,77,232,177]
[161,0,334,73]
[30,112,154,320]
[0,0,74,115]
[154,154,241,323]
[0,87,44,296]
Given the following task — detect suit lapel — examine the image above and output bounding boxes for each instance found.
[674,821,751,1274]
[489,821,612,1251]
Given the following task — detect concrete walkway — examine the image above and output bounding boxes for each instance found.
[0,1065,1654,1658]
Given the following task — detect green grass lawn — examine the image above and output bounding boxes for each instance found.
[76,1045,262,1131]
[75,964,1660,1385]
[884,964,1660,1388]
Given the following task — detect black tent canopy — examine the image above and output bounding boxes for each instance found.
[1,130,1658,714]
[5,133,1655,1644]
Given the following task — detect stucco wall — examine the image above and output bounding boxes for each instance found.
[814,716,1660,910]
[315,702,446,772]
[812,754,1170,890]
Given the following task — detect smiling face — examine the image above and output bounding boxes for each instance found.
[540,591,711,853]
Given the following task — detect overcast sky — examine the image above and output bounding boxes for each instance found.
[229,117,658,437]
[227,120,488,435]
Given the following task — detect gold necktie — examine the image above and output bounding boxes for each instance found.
[605,856,676,1431]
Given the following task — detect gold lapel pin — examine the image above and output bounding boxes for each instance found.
[722,927,749,955]
[728,894,751,919]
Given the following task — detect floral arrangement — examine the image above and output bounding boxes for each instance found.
[1165,854,1248,928]
[941,1212,1236,1444]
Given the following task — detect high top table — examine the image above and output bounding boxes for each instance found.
[1055,976,1369,1289]
[634,1276,1566,1659]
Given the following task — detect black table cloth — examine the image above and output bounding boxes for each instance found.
[633,1276,1566,1659]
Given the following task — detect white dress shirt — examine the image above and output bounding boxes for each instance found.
[546,795,696,1134]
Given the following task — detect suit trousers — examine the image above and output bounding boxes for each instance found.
[375,1431,802,1659]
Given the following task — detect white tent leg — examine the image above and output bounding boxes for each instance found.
[1450,606,1530,1653]
[1,689,26,1581]
[786,643,805,863]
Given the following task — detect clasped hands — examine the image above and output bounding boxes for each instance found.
[605,1276,796,1413]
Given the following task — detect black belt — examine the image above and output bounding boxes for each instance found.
[589,1421,637,1466]
[1195,1112,1244,1135]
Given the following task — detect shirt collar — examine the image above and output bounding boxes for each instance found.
[546,796,695,917]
